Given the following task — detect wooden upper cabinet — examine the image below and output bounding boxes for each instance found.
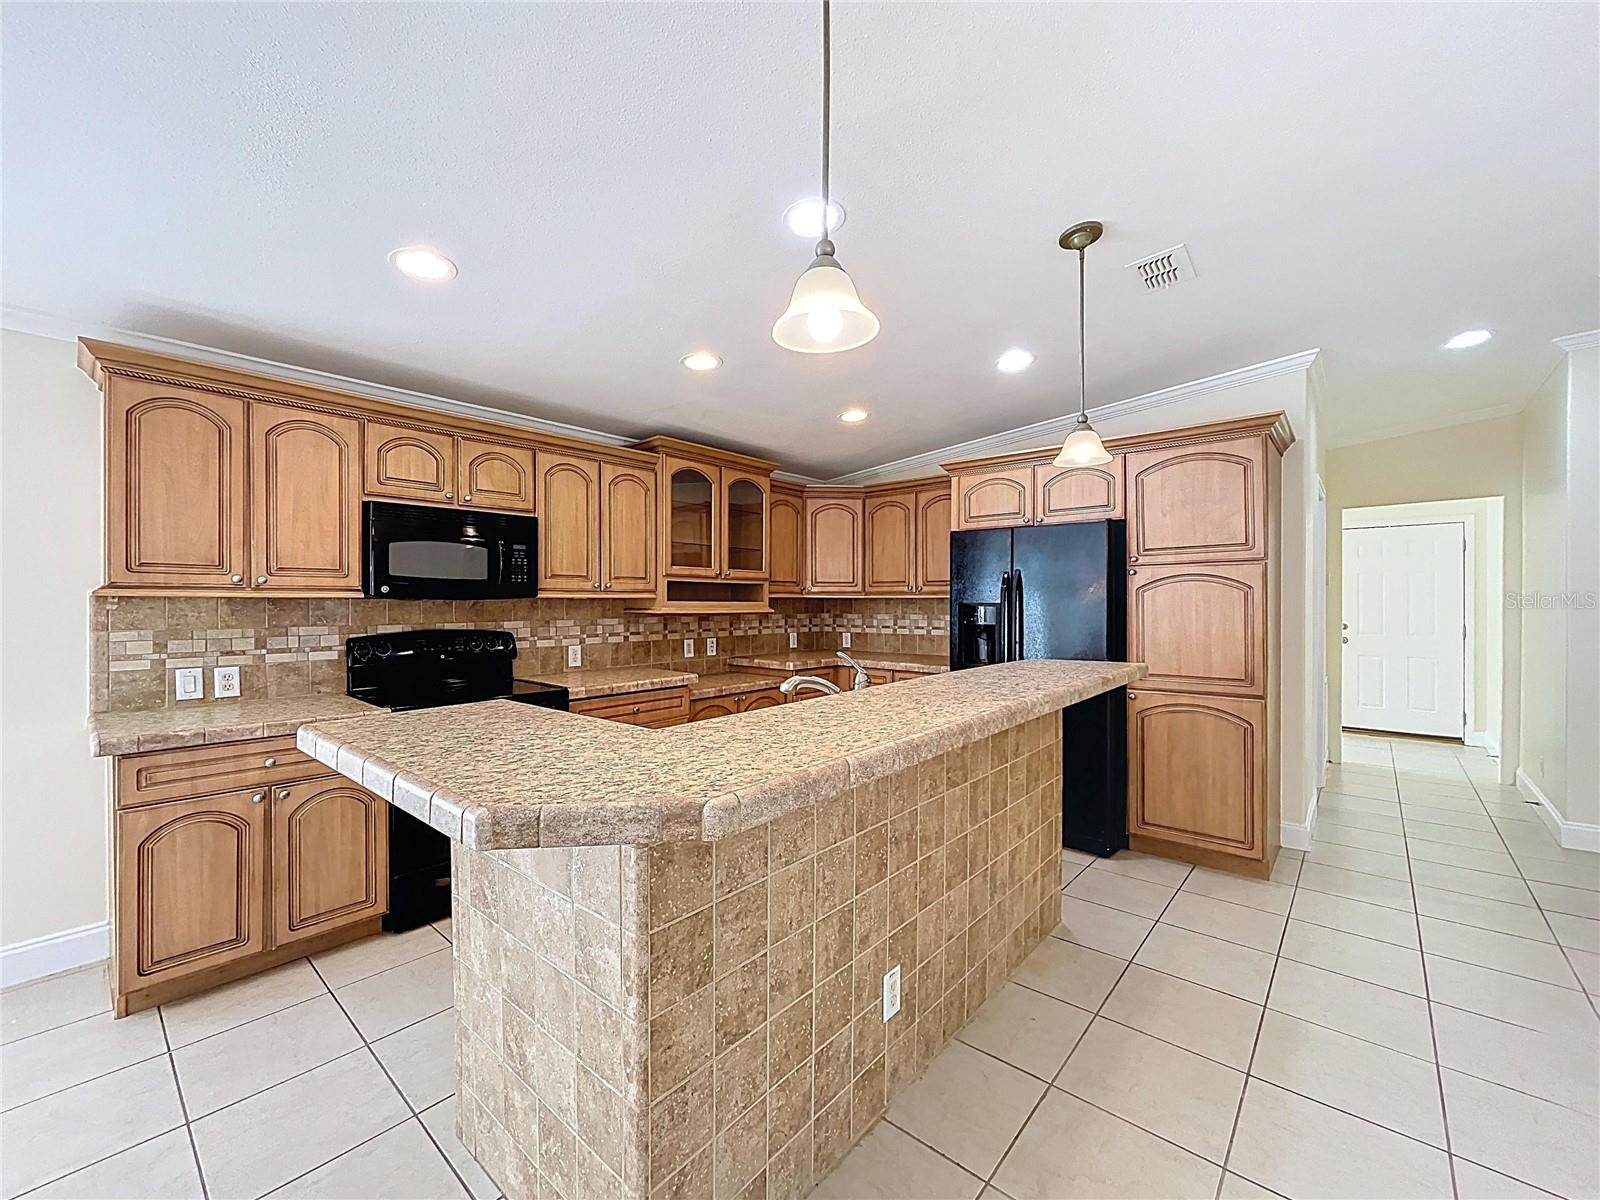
[865,492,914,594]
[601,461,657,595]
[249,403,362,592]
[107,380,248,588]
[116,788,266,994]
[665,458,719,579]
[722,473,768,580]
[1128,690,1265,858]
[1129,563,1266,697]
[915,485,952,595]
[1035,458,1124,524]
[364,422,457,505]
[1126,433,1267,563]
[537,453,601,593]
[769,487,805,596]
[953,467,1034,530]
[805,493,864,594]
[458,439,534,513]
[270,779,387,949]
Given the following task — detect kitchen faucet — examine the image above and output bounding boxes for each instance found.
[779,674,842,697]
[835,650,871,691]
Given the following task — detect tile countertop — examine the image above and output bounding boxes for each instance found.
[727,651,949,674]
[89,694,376,757]
[298,658,1145,852]
[519,665,697,701]
[688,671,788,699]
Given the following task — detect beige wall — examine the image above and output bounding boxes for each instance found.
[1562,347,1598,830]
[0,329,110,963]
[1325,415,1525,784]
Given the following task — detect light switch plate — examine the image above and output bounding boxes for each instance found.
[175,667,203,701]
[683,638,695,658]
[883,964,901,1021]
[788,630,798,649]
[842,632,853,648]
[213,666,241,698]
[566,644,582,668]
[706,637,717,656]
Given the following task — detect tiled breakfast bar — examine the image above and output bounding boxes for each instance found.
[298,659,1144,1200]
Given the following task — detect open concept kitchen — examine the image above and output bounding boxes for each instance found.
[2,5,1598,1200]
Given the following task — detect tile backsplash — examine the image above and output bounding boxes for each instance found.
[91,595,950,713]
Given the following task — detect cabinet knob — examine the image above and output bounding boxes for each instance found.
[1127,692,1137,700]
[230,574,244,584]
[632,705,642,714]
[250,792,264,804]
[592,580,602,589]
[444,491,453,500]
[255,576,268,585]
[463,494,473,502]
[262,757,277,767]
[1128,568,1137,575]
[276,788,290,800]
[1129,555,1139,562]
[604,581,613,590]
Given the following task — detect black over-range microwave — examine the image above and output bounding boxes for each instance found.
[363,501,538,600]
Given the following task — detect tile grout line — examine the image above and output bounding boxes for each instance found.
[158,1004,212,1200]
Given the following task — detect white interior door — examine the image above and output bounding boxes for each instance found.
[1342,522,1466,738]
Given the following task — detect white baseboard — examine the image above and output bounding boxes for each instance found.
[1465,730,1500,756]
[1517,770,1600,853]
[1280,787,1321,853]
[0,922,109,989]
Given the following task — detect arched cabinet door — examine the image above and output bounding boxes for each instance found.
[271,779,387,947]
[537,453,602,593]
[364,422,457,504]
[804,494,864,594]
[601,461,657,595]
[738,690,784,711]
[107,380,248,588]
[915,486,952,594]
[458,439,534,512]
[1127,690,1265,857]
[116,789,266,993]
[666,459,719,578]
[953,467,1034,530]
[1125,434,1267,563]
[689,697,738,722]
[1127,563,1266,696]
[722,474,769,580]
[250,402,362,591]
[768,489,805,595]
[1034,459,1123,524]
[864,493,914,593]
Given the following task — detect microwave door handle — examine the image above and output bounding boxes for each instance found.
[997,571,1012,664]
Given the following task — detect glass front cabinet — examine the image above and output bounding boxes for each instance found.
[662,454,769,581]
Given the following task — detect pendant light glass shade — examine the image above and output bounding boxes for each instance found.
[772,252,880,353]
[1053,414,1112,467]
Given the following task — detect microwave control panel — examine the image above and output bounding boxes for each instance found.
[506,543,531,585]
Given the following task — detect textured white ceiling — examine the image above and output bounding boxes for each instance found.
[3,2,1595,476]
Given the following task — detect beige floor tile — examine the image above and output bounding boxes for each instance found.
[1180,869,1294,917]
[1305,841,1412,881]
[1217,1173,1285,1199]
[1159,892,1286,954]
[1267,959,1434,1060]
[1268,854,1302,887]
[430,916,454,942]
[24,1127,202,1200]
[1431,1003,1600,1116]
[1402,805,1496,831]
[886,1040,1046,1177]
[311,927,450,990]
[1012,937,1127,1011]
[1061,856,1089,888]
[1061,848,1100,870]
[1056,1018,1244,1163]
[1134,925,1275,1003]
[1288,889,1419,948]
[1406,840,1520,878]
[0,1006,166,1111]
[0,964,111,1045]
[957,983,1092,1082]
[1418,917,1581,988]
[1529,880,1600,918]
[1567,947,1600,994]
[1546,911,1600,953]
[0,1056,186,1199]
[1320,785,1401,807]
[161,960,327,1050]
[1442,1068,1600,1199]
[1278,920,1425,996]
[1516,855,1600,891]
[1425,955,1598,1035]
[1091,851,1193,889]
[1410,860,1535,907]
[373,1009,457,1110]
[173,994,361,1118]
[1401,796,1488,820]
[1100,965,1261,1070]
[190,1050,409,1199]
[1503,833,1599,868]
[992,1089,1220,1200]
[1414,887,1554,942]
[1297,862,1415,912]
[1310,821,1408,856]
[1404,819,1503,852]
[815,1121,984,1200]
[1063,869,1175,920]
[1449,1158,1556,1200]
[1228,1079,1451,1200]
[269,1118,468,1199]
[1251,1010,1445,1146]
[334,948,453,1041]
[1055,895,1153,960]
[419,1097,499,1200]
[1317,806,1405,835]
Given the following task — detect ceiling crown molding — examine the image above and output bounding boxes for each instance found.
[824,348,1322,485]
[1554,329,1600,353]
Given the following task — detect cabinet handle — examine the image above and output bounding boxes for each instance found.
[1128,568,1137,576]
[276,788,290,800]
[604,581,613,590]
[444,491,454,500]
[632,704,642,714]
[1129,555,1139,562]
[255,576,268,585]
[1127,692,1138,700]
[463,494,473,502]
[230,574,244,584]
[250,792,264,804]
[262,757,277,767]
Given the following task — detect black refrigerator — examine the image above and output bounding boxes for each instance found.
[949,521,1128,856]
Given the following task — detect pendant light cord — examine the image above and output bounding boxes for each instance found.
[1077,247,1088,420]
[818,0,832,254]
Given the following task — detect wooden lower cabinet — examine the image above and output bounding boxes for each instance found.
[1127,690,1268,861]
[739,688,784,711]
[690,696,738,721]
[271,779,388,948]
[571,686,690,728]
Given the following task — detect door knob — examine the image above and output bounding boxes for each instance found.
[1342,637,1349,644]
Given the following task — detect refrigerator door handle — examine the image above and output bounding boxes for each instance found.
[1012,567,1025,660]
[998,570,1012,663]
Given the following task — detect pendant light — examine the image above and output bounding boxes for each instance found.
[1052,220,1113,467]
[772,0,880,354]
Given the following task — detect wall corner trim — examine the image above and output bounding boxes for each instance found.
[1280,785,1321,852]
[1553,330,1600,353]
[1517,769,1600,853]
[0,921,109,989]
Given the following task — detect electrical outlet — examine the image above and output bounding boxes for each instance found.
[706,637,717,656]
[788,630,798,649]
[213,666,241,699]
[841,631,852,648]
[683,638,695,658]
[174,667,203,701]
[567,644,583,668]
[882,964,901,1021]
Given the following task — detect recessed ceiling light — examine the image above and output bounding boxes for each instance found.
[680,351,722,372]
[1444,329,1491,350]
[783,198,847,239]
[388,245,458,282]
[839,407,868,424]
[996,347,1035,374]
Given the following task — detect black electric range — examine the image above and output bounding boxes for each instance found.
[346,629,568,930]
